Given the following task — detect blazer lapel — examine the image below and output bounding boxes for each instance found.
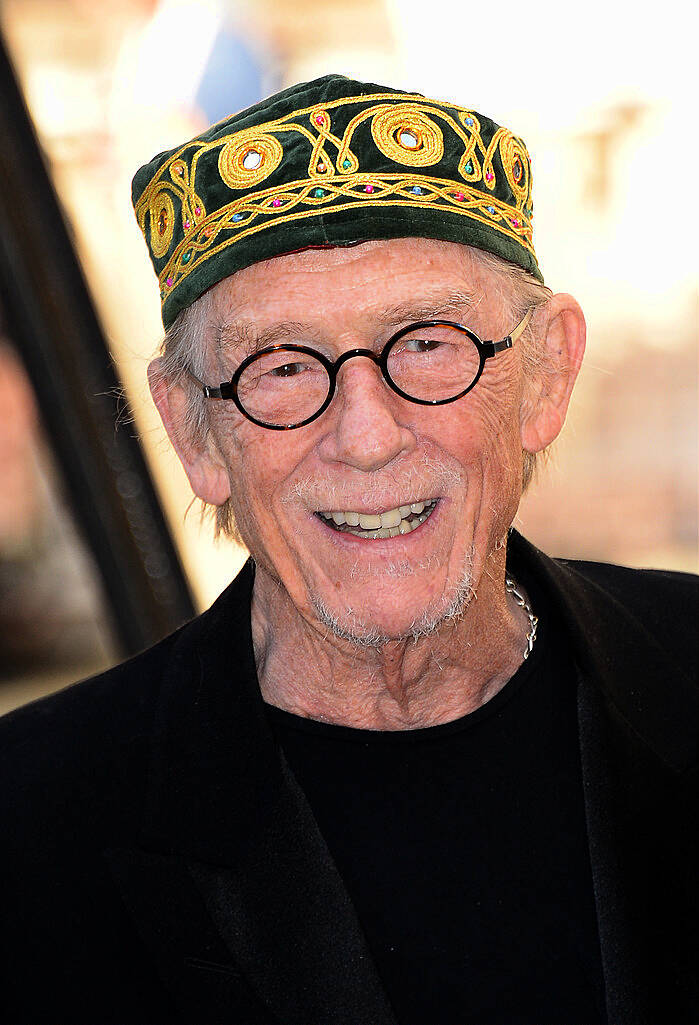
[186,760,396,1025]
[105,846,273,1023]
[576,674,646,1025]
[576,670,699,1025]
[509,531,698,1025]
[107,560,397,1025]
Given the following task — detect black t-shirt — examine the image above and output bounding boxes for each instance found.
[266,598,607,1025]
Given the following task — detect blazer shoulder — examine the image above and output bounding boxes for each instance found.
[0,564,254,796]
[2,627,171,741]
[559,555,696,586]
[509,532,698,769]
[556,556,697,612]
[0,616,199,815]
[553,557,698,683]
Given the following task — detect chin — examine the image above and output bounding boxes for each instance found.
[308,560,476,648]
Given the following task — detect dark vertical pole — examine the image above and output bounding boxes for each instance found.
[0,32,196,656]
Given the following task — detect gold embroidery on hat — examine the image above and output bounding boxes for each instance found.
[307,108,353,176]
[371,104,444,166]
[187,192,207,228]
[149,192,175,258]
[456,112,482,182]
[170,159,188,185]
[218,132,284,189]
[481,128,521,196]
[496,131,530,206]
[134,90,538,301]
[158,172,534,297]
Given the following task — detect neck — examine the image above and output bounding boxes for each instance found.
[251,544,532,730]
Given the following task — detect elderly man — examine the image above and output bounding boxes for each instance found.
[1,76,697,1025]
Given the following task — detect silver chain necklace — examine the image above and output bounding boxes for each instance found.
[505,576,538,659]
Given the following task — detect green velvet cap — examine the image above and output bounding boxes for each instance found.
[132,74,542,329]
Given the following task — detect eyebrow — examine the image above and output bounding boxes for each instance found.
[216,287,478,358]
[377,288,478,325]
[217,320,313,358]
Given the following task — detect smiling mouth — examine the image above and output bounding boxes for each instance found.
[316,499,439,539]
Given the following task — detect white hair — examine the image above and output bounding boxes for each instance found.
[149,245,553,538]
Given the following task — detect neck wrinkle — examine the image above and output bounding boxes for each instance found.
[251,547,530,731]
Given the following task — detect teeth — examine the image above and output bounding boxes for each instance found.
[319,499,438,539]
[358,513,382,529]
[379,508,402,529]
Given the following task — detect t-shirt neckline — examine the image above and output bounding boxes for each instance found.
[265,602,548,746]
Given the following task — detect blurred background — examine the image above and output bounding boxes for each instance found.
[0,0,696,712]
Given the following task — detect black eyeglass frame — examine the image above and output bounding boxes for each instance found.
[189,309,532,430]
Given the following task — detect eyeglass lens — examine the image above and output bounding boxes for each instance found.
[236,324,481,428]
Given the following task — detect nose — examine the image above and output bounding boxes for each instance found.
[319,355,415,472]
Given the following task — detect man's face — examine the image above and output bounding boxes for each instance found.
[200,239,531,642]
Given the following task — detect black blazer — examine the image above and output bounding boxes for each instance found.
[1,531,697,1025]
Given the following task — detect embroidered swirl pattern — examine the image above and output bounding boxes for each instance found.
[149,192,174,258]
[218,132,284,189]
[371,104,445,166]
[133,92,537,299]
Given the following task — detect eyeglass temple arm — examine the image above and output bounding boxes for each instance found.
[488,307,533,355]
[187,369,224,399]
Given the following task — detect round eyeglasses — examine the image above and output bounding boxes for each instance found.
[189,309,532,430]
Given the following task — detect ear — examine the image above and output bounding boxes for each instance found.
[520,293,586,454]
[148,359,231,506]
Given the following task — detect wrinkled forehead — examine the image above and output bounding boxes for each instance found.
[207,238,492,338]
